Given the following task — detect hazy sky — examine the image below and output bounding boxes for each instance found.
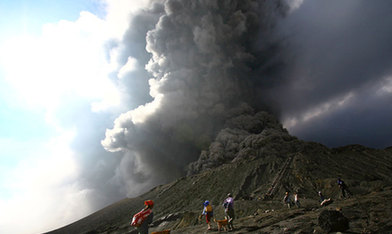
[0,0,391,233]
[0,0,137,233]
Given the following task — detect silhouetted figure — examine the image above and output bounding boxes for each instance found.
[293,192,301,208]
[283,191,292,208]
[337,178,352,198]
[318,191,332,206]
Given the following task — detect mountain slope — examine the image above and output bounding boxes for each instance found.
[47,113,392,233]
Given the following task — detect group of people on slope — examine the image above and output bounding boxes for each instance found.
[283,177,353,209]
[131,193,235,233]
[283,191,301,208]
[201,193,235,231]
[318,177,352,207]
[132,178,352,233]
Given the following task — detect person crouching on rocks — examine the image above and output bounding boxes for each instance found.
[200,200,214,230]
[318,191,332,206]
[223,193,235,231]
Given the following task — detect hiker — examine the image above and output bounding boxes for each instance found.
[201,200,214,230]
[283,191,292,208]
[223,193,235,231]
[293,192,301,208]
[337,178,352,198]
[131,200,154,234]
[318,191,325,202]
[318,191,332,206]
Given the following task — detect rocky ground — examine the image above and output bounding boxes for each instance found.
[153,187,392,233]
[47,112,392,234]
[47,150,392,234]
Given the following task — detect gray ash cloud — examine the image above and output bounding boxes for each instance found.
[275,0,392,148]
[102,0,288,196]
[98,0,392,200]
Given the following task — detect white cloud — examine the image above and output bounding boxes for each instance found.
[118,56,139,79]
[285,0,305,12]
[104,0,152,39]
[0,10,122,112]
[0,131,95,234]
[377,76,392,95]
[0,1,154,233]
[283,92,354,129]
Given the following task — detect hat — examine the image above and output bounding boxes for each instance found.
[227,193,232,197]
[144,200,154,207]
[204,200,210,206]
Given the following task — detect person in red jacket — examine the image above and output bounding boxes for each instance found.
[132,200,154,234]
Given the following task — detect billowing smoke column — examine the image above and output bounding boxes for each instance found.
[102,0,287,196]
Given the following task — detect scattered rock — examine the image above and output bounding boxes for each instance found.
[152,212,183,227]
[318,210,349,232]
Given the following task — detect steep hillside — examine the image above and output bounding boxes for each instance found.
[47,113,392,233]
[47,146,392,233]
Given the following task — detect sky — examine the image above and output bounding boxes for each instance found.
[0,0,392,233]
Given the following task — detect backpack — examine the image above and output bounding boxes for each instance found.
[131,208,152,227]
[205,204,213,213]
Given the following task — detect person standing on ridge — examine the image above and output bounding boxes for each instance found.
[283,191,292,208]
[223,193,235,231]
[318,191,325,203]
[293,191,301,208]
[337,177,352,198]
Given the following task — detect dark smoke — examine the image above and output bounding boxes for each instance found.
[102,0,289,196]
[102,0,392,199]
[275,0,392,148]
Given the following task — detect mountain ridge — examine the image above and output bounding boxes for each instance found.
[47,112,392,233]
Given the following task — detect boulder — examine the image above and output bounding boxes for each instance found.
[318,210,349,232]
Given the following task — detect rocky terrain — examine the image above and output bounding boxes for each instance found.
[47,112,392,233]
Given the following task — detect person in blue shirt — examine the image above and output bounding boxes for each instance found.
[201,200,214,230]
[337,178,352,198]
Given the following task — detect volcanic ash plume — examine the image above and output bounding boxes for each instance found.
[102,0,288,196]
